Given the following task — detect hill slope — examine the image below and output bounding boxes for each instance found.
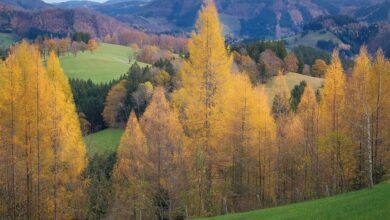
[201,181,390,220]
[0,0,51,10]
[0,4,131,39]
[265,72,324,101]
[60,43,148,83]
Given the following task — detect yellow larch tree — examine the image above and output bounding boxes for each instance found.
[0,44,86,219]
[0,51,23,219]
[346,47,374,188]
[46,51,87,219]
[253,87,277,207]
[370,50,390,184]
[87,39,99,53]
[298,86,321,198]
[271,72,292,204]
[224,73,260,212]
[140,87,188,219]
[224,74,277,211]
[172,0,233,215]
[111,111,150,220]
[320,50,353,194]
[0,42,51,219]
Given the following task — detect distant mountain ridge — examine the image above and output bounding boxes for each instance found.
[0,0,52,10]
[1,0,390,41]
[0,4,131,38]
[89,0,388,38]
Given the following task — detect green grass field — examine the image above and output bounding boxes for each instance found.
[200,181,390,220]
[0,33,15,48]
[84,129,124,157]
[265,72,324,101]
[60,43,147,83]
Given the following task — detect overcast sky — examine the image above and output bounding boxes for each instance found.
[43,0,106,3]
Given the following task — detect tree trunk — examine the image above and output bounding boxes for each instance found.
[367,116,374,188]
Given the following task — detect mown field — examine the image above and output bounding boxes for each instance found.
[199,181,390,220]
[60,43,148,83]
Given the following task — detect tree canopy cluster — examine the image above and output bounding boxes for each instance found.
[0,42,87,219]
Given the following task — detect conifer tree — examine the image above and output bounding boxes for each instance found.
[141,87,188,219]
[320,50,352,194]
[46,51,87,219]
[0,44,86,219]
[298,86,320,197]
[111,111,149,220]
[370,50,390,183]
[172,0,233,215]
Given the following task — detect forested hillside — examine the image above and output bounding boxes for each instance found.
[0,0,390,219]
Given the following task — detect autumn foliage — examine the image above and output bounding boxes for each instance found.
[0,42,87,219]
[1,0,390,219]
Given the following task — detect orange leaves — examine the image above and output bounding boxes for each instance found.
[102,80,128,128]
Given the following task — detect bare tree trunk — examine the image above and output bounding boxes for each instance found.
[36,59,41,220]
[367,116,374,188]
[9,66,16,220]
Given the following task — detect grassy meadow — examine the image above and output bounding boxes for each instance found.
[60,43,148,83]
[200,181,390,220]
[84,128,124,157]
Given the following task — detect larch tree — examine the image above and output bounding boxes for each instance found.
[0,51,23,219]
[298,86,320,198]
[224,74,277,211]
[370,50,390,183]
[141,87,188,219]
[271,72,291,204]
[87,39,99,53]
[253,87,277,207]
[320,50,353,194]
[172,0,233,215]
[111,111,150,220]
[224,73,260,212]
[46,51,87,219]
[0,43,86,219]
[346,47,374,188]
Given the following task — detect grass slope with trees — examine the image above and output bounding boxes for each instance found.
[200,181,390,220]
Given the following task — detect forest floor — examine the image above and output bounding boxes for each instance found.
[199,181,390,220]
[60,43,148,83]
